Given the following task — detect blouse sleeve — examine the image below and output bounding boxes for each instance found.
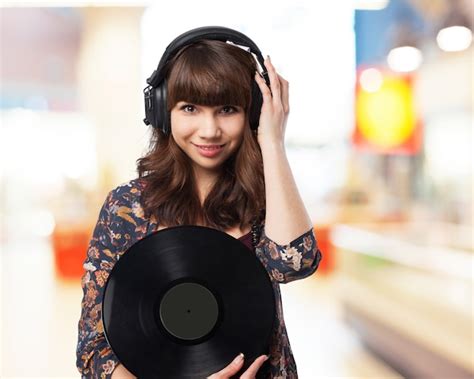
[76,190,120,378]
[255,222,323,284]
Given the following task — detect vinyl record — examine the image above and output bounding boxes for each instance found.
[102,225,276,378]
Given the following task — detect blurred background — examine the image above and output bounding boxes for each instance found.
[0,0,472,377]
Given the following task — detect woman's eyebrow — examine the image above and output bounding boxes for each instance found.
[177,102,242,108]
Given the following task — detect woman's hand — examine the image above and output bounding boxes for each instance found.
[254,55,289,149]
[110,354,268,379]
[207,353,269,379]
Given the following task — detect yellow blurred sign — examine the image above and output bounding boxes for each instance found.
[353,68,422,154]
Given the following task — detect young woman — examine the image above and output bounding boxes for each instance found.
[76,31,322,379]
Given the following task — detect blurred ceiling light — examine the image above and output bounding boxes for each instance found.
[353,0,389,10]
[360,68,384,92]
[436,0,472,52]
[387,46,423,72]
[387,22,423,73]
[437,25,472,52]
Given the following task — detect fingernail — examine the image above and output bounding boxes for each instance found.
[267,55,271,61]
[264,355,270,361]
[233,353,244,365]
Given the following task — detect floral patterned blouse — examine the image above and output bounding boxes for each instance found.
[76,178,322,379]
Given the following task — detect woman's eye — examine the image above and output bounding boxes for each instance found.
[221,106,238,114]
[181,104,196,113]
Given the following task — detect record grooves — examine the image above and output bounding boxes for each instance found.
[102,225,275,378]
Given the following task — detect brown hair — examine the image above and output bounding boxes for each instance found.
[136,39,266,231]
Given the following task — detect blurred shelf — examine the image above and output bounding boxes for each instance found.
[338,273,473,377]
[331,223,473,279]
[330,222,474,379]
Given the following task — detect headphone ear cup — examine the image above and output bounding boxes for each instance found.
[249,81,262,131]
[155,80,171,135]
[144,86,156,129]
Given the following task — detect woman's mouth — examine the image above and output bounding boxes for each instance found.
[193,143,226,158]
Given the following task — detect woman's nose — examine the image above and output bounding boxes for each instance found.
[198,115,221,138]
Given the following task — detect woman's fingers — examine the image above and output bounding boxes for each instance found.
[277,73,290,114]
[206,353,269,379]
[240,355,269,379]
[263,56,281,102]
[207,353,244,379]
[256,58,289,115]
[254,70,272,103]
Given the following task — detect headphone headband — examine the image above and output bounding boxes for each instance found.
[146,26,267,87]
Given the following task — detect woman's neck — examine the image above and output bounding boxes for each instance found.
[194,169,220,205]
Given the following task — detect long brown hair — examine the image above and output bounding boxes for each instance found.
[136,39,266,231]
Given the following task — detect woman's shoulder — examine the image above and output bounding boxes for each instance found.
[108,177,146,201]
[105,177,151,228]
[91,178,152,259]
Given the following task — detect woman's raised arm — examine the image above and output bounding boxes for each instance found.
[253,56,323,283]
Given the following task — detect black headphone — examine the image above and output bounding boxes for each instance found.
[143,26,271,136]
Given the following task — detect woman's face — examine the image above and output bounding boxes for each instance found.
[170,101,247,177]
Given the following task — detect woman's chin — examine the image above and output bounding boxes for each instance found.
[192,160,224,174]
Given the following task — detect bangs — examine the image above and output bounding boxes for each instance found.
[166,40,256,111]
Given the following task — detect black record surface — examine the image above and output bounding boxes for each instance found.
[102,225,276,378]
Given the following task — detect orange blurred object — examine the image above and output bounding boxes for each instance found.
[314,224,334,274]
[51,225,92,280]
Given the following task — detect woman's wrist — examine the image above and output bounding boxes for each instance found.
[258,138,285,154]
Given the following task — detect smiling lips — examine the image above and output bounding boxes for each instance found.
[193,143,225,150]
[193,143,225,157]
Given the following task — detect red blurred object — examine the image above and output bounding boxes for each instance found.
[51,225,92,280]
[314,224,334,274]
